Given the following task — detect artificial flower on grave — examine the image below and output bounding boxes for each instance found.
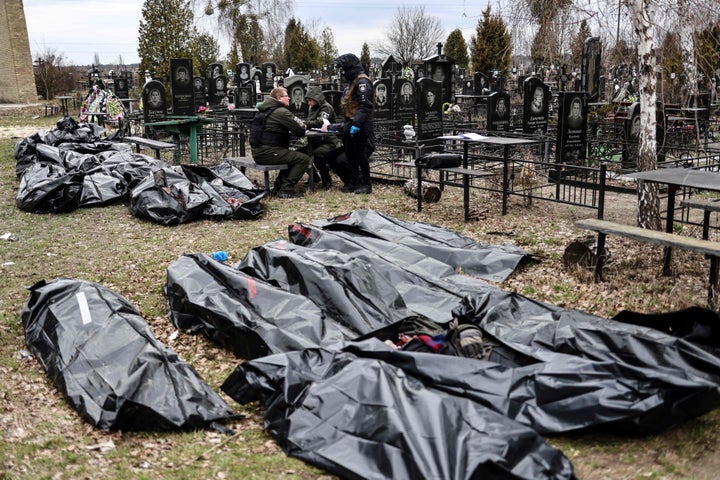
[442,102,461,115]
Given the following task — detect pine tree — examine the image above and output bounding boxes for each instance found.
[570,20,592,70]
[284,19,320,72]
[469,7,512,79]
[361,43,371,73]
[319,27,338,67]
[138,0,197,87]
[445,29,469,70]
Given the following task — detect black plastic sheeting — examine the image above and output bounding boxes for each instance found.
[129,163,265,225]
[13,120,265,223]
[165,210,530,357]
[164,210,720,479]
[21,278,236,431]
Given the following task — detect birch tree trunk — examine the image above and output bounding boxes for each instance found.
[626,0,661,230]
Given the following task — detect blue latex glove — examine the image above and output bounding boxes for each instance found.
[211,250,228,262]
[350,125,360,137]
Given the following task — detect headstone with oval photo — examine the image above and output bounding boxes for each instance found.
[394,78,415,125]
[142,80,167,124]
[373,78,392,121]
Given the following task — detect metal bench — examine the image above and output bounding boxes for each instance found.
[400,155,493,222]
[226,156,288,195]
[123,136,176,159]
[575,217,720,308]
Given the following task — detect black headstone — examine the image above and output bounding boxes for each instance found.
[142,80,167,123]
[323,90,343,118]
[487,91,511,132]
[394,78,415,125]
[209,75,227,107]
[523,77,549,134]
[208,63,224,79]
[416,78,443,145]
[114,76,130,99]
[556,92,588,165]
[236,86,254,107]
[461,79,474,96]
[581,37,602,102]
[474,72,489,95]
[262,62,276,91]
[381,55,402,79]
[236,62,252,84]
[426,61,453,105]
[284,76,308,119]
[170,58,194,116]
[193,77,206,109]
[373,79,392,121]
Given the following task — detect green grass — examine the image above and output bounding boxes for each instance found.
[2,109,720,479]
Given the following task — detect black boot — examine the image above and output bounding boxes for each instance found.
[341,173,361,193]
[354,183,372,194]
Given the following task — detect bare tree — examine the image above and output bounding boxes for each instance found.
[34,48,74,100]
[625,0,661,229]
[373,5,444,64]
[193,0,293,65]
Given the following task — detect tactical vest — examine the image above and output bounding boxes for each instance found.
[341,74,374,119]
[249,107,288,148]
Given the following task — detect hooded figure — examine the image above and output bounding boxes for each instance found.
[334,53,375,194]
[300,86,338,189]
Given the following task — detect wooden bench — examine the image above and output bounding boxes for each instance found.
[226,156,288,195]
[123,136,176,159]
[398,159,493,222]
[575,217,720,308]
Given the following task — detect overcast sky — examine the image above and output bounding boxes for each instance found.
[24,0,483,66]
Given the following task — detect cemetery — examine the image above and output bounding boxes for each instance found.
[6,5,720,477]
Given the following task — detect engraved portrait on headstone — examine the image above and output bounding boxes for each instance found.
[142,80,167,123]
[193,77,206,108]
[487,91,511,131]
[170,58,194,115]
[208,63,223,78]
[236,62,251,83]
[236,86,253,107]
[209,75,227,107]
[262,62,276,90]
[523,77,549,134]
[394,78,415,124]
[284,75,308,118]
[566,97,584,129]
[373,79,391,120]
[474,72,489,95]
[556,92,588,165]
[416,78,443,145]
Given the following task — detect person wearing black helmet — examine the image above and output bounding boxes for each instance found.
[334,53,375,194]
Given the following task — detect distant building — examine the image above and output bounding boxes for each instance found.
[0,0,38,103]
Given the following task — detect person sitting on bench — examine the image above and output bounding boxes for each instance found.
[249,87,309,199]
